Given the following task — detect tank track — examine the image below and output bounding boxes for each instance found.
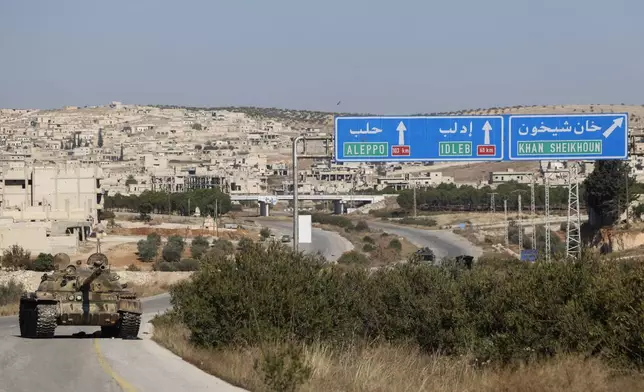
[35,304,57,338]
[19,303,57,338]
[18,302,30,337]
[118,312,141,339]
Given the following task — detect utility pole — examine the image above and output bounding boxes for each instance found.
[545,174,551,262]
[566,163,581,260]
[412,181,417,218]
[188,198,190,217]
[504,199,509,246]
[530,174,536,250]
[215,199,219,237]
[489,192,498,213]
[517,193,523,250]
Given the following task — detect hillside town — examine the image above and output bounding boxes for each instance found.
[0,102,643,255]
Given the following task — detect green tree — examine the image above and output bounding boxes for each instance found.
[190,236,210,259]
[97,129,103,147]
[125,175,138,186]
[1,245,31,270]
[584,160,635,227]
[137,239,158,262]
[30,253,54,271]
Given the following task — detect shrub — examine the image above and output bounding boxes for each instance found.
[0,279,24,306]
[98,210,115,220]
[237,237,255,251]
[137,239,158,262]
[177,258,200,271]
[260,227,272,240]
[190,236,210,259]
[167,235,185,252]
[154,261,177,271]
[126,263,141,271]
[363,236,374,244]
[399,217,437,227]
[336,251,369,266]
[354,220,370,232]
[147,232,162,248]
[254,343,312,392]
[162,244,182,263]
[362,243,376,252]
[311,213,353,229]
[1,245,31,270]
[29,253,54,271]
[388,238,402,251]
[169,246,644,370]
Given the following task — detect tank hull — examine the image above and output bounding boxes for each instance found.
[19,292,142,338]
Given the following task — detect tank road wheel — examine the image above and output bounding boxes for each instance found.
[34,304,57,338]
[118,312,141,339]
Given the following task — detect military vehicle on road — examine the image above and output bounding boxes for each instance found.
[19,245,142,339]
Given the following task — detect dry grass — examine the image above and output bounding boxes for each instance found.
[152,321,644,392]
[0,303,19,317]
[127,282,171,297]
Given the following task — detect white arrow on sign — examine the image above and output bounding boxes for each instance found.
[482,121,492,145]
[396,121,407,145]
[602,117,624,139]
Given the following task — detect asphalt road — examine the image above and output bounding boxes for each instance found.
[0,294,245,392]
[368,221,483,260]
[256,219,354,261]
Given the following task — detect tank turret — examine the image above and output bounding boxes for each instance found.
[79,260,107,290]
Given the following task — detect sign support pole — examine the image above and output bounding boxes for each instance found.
[531,174,536,250]
[545,175,551,262]
[504,199,509,246]
[566,164,582,260]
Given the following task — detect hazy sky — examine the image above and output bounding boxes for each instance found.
[1,0,642,114]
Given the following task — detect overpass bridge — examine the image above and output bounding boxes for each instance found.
[230,194,394,216]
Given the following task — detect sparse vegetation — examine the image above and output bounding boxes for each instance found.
[387,238,402,251]
[398,217,438,227]
[1,245,31,270]
[260,227,272,240]
[0,279,24,316]
[336,250,369,265]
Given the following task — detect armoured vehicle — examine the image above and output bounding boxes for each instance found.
[414,247,436,262]
[19,246,142,339]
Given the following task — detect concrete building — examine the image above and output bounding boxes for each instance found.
[0,164,104,223]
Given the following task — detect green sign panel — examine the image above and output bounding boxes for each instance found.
[517,140,602,156]
[439,142,472,157]
[342,142,388,157]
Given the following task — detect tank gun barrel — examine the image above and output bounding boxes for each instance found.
[80,261,106,289]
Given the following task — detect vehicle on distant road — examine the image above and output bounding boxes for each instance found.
[281,234,291,243]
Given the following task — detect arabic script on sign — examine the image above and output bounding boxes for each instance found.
[350,122,383,136]
[439,121,473,137]
[517,121,602,137]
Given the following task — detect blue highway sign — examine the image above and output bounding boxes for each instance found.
[334,116,504,162]
[508,113,628,160]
